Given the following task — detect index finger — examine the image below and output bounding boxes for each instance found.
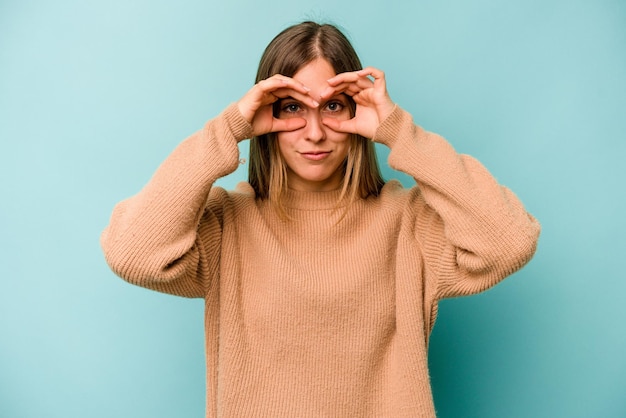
[326,70,371,87]
[258,74,311,94]
[256,77,319,108]
[357,67,387,90]
[356,67,385,79]
[320,75,373,101]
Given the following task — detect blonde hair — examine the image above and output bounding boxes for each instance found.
[248,21,384,218]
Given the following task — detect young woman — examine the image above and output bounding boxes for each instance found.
[101,21,540,417]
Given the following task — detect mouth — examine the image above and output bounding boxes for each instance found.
[299,151,331,161]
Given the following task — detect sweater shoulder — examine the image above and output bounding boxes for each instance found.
[378,179,425,209]
[205,181,257,218]
[373,180,436,234]
[380,179,408,195]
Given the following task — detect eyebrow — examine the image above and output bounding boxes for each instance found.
[277,96,302,105]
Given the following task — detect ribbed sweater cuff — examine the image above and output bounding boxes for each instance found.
[201,103,255,180]
[222,102,255,143]
[372,104,411,149]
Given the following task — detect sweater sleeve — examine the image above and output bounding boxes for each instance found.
[100,103,254,298]
[373,106,541,301]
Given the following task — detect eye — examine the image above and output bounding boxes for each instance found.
[324,101,344,112]
[321,99,349,119]
[282,103,302,113]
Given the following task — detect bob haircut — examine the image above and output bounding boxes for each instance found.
[248,21,385,217]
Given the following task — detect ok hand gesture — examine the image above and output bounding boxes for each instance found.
[320,67,395,139]
[237,75,319,138]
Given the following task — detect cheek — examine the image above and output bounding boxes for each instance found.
[276,132,294,153]
[329,132,351,146]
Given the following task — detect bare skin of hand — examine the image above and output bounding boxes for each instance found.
[237,74,320,139]
[319,67,395,139]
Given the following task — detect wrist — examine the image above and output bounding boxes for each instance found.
[372,104,405,147]
[225,103,255,143]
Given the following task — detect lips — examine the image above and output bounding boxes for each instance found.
[300,151,331,161]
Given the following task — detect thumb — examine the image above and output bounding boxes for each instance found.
[272,117,306,133]
[322,117,356,134]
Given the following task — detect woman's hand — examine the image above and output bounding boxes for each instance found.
[237,75,319,138]
[320,67,395,139]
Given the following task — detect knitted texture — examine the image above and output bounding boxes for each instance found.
[101,104,540,417]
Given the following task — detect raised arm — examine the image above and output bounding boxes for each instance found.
[101,75,318,297]
[375,107,540,299]
[100,104,251,297]
[321,67,540,299]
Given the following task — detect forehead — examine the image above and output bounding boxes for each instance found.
[292,58,336,92]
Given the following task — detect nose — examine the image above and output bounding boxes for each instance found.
[304,112,326,143]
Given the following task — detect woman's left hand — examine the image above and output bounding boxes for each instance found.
[320,67,396,139]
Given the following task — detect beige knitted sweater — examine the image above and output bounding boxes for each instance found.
[101,104,540,417]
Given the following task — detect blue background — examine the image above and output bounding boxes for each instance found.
[1,0,625,417]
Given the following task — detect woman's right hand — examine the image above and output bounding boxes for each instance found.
[237,75,319,138]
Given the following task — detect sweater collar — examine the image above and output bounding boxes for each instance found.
[282,187,350,210]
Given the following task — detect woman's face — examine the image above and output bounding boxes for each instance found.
[276,58,351,192]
